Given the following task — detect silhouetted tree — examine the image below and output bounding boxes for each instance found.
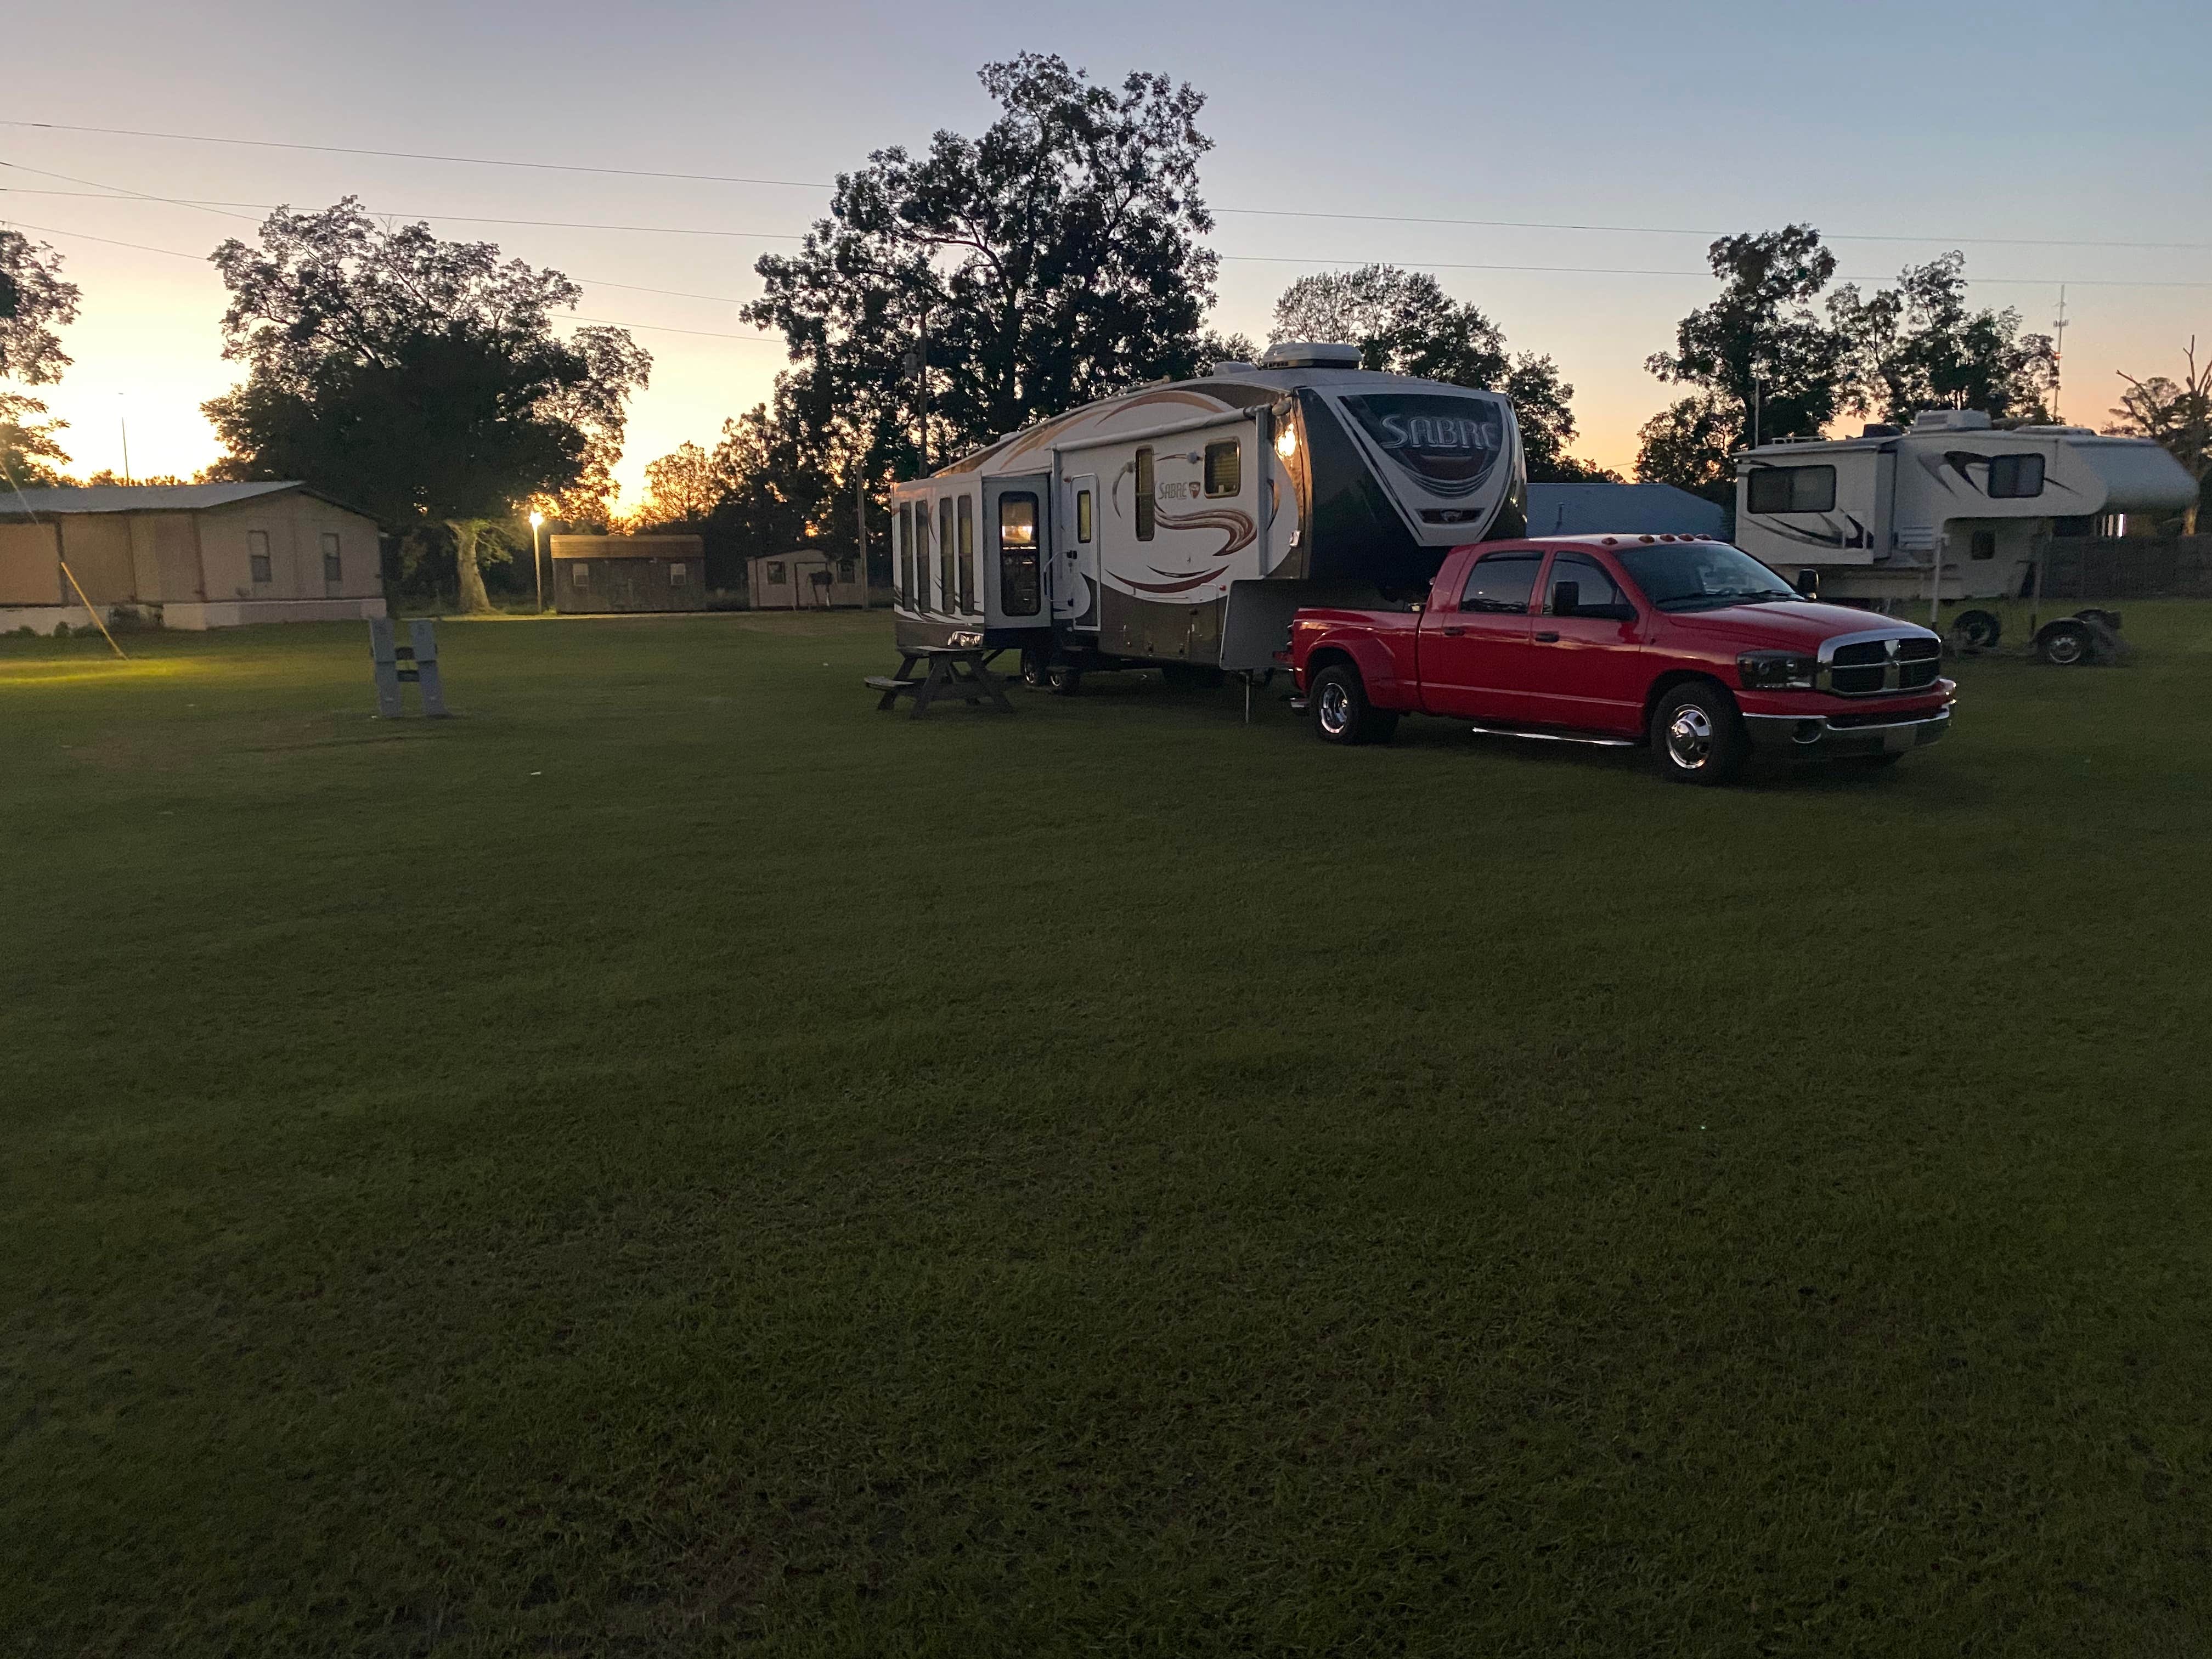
[1830,253,2057,425]
[204,199,650,609]
[0,230,82,489]
[638,441,720,527]
[2108,339,2211,534]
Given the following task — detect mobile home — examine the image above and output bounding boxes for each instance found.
[1734,410,2197,621]
[887,342,1527,682]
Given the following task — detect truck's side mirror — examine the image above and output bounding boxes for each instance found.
[1552,580,1579,617]
[1794,569,1821,599]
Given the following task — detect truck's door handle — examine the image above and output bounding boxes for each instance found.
[1441,625,1466,636]
[1535,630,1560,642]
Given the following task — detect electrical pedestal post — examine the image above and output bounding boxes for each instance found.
[369,617,452,718]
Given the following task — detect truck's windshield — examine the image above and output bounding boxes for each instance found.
[1614,543,1797,612]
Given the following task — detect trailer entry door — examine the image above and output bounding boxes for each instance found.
[987,473,1048,627]
[1056,472,1099,628]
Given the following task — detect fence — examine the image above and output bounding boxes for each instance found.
[2040,536,2212,600]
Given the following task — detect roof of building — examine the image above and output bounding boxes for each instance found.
[1526,482,1728,537]
[0,480,357,518]
[548,534,705,558]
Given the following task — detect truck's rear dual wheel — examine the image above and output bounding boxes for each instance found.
[1651,682,1748,786]
[1308,664,1397,746]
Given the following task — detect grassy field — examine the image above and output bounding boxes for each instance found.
[4,605,2209,1656]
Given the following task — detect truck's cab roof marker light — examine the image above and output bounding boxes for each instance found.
[1640,534,1656,543]
[1602,536,1618,544]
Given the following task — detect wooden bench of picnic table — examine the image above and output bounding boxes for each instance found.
[866,646,1015,718]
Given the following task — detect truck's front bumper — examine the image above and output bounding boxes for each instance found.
[1741,704,1951,760]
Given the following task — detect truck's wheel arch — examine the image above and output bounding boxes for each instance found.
[1641,669,1735,734]
[1304,638,1400,703]
[1305,644,1359,686]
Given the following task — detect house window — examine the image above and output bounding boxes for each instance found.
[248,529,273,585]
[1135,448,1155,541]
[838,558,856,583]
[1076,488,1093,544]
[320,532,341,585]
[956,494,975,613]
[1970,531,1996,561]
[999,493,1040,616]
[1747,465,1837,515]
[766,561,787,584]
[1204,438,1242,497]
[669,561,689,586]
[1988,454,2045,499]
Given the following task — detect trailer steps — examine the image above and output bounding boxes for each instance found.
[1469,724,1638,748]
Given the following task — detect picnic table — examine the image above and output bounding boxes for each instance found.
[866,645,1017,719]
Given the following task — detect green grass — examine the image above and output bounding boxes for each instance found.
[4,605,2210,1656]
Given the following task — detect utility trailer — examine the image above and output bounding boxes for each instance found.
[885,342,1526,692]
[1733,409,2197,661]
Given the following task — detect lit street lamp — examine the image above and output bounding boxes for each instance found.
[529,510,546,612]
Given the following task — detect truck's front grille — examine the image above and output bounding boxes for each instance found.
[1820,632,1943,696]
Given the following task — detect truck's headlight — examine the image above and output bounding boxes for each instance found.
[1738,650,1817,689]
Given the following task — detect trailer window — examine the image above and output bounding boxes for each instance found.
[1459,550,1543,614]
[1747,465,1836,515]
[1204,439,1242,498]
[1076,488,1093,544]
[1000,493,1041,616]
[939,498,956,615]
[898,503,913,607]
[1135,448,1155,541]
[912,501,932,612]
[1988,454,2045,499]
[955,495,975,612]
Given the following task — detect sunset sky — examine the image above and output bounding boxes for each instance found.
[8,0,2207,506]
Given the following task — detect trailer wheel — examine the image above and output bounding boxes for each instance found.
[1046,666,1082,696]
[1651,682,1748,786]
[1019,647,1049,689]
[2074,608,2122,630]
[1951,609,2002,651]
[1309,664,1395,746]
[2036,620,2091,666]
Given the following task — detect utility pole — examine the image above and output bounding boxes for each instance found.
[854,471,867,601]
[2050,286,2069,422]
[118,396,132,484]
[917,307,932,471]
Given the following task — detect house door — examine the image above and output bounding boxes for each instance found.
[1056,472,1099,628]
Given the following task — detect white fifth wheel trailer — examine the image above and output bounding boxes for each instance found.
[1734,410,2197,632]
[886,342,1526,687]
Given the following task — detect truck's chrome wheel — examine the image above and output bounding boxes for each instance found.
[1317,681,1353,736]
[1666,704,1714,770]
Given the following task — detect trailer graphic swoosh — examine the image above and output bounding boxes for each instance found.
[1153,506,1256,557]
[1118,565,1229,594]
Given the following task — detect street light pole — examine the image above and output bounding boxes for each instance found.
[528,511,545,612]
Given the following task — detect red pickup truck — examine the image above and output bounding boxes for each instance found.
[1288,534,1954,784]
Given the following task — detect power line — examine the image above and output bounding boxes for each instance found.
[7,115,2208,256]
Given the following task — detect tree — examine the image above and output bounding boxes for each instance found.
[1268,264,1613,483]
[638,441,719,527]
[0,230,83,492]
[203,199,650,610]
[742,53,1220,502]
[1641,225,1847,489]
[2108,339,2211,534]
[1830,253,2057,425]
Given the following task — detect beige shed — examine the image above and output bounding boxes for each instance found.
[0,482,385,633]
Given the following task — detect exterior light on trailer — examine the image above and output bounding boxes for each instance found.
[1276,427,1297,459]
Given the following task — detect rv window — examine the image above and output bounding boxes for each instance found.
[1135,448,1155,541]
[1000,493,1041,616]
[913,503,932,612]
[1204,439,1242,498]
[249,529,273,585]
[1988,454,2045,499]
[939,498,956,614]
[1076,489,1093,544]
[1747,465,1837,515]
[957,494,976,613]
[1460,550,1543,614]
[1970,531,1996,561]
[898,503,913,606]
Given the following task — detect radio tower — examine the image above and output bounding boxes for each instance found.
[2050,286,2069,422]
